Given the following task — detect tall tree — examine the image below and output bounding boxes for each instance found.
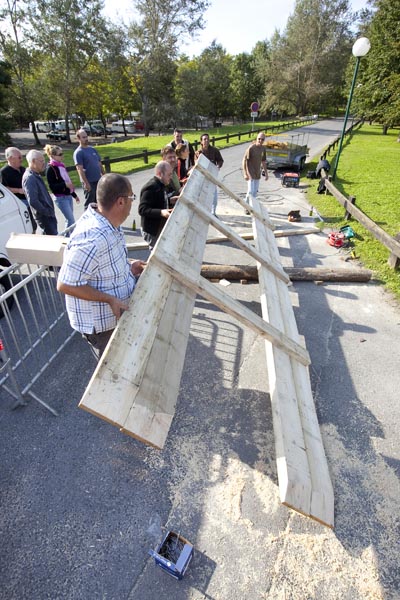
[128,0,209,134]
[230,49,266,121]
[196,41,233,125]
[0,59,12,144]
[0,0,46,144]
[27,0,108,142]
[174,56,207,128]
[259,0,353,116]
[352,0,400,133]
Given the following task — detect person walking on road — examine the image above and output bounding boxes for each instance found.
[197,133,224,217]
[45,144,80,234]
[57,173,145,360]
[242,132,268,214]
[73,129,104,208]
[22,150,58,235]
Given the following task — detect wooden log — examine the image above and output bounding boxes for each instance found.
[200,264,372,282]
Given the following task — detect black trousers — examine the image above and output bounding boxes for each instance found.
[83,329,114,361]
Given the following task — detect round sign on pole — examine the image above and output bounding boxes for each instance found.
[250,101,259,112]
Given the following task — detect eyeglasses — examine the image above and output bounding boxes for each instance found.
[56,153,63,156]
[122,194,136,201]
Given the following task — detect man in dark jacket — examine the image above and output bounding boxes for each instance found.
[0,147,37,231]
[22,150,58,235]
[138,161,173,251]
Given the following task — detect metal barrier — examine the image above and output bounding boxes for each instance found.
[0,263,75,415]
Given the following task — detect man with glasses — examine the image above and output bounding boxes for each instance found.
[0,146,37,231]
[74,129,104,208]
[57,173,145,360]
[242,132,268,214]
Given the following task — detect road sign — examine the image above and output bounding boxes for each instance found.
[251,112,258,118]
[250,101,259,112]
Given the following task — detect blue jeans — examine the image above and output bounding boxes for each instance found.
[211,186,218,214]
[245,179,260,202]
[55,195,75,233]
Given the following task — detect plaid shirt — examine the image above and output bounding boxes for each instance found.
[58,205,136,334]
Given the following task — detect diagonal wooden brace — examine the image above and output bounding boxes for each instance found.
[152,251,310,367]
[179,194,289,284]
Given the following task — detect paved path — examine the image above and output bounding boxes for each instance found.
[1,120,399,599]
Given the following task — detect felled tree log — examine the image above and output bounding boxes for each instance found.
[201,264,372,282]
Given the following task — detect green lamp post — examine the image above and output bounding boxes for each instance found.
[332,37,371,179]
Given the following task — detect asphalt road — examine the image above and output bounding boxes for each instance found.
[1,119,399,600]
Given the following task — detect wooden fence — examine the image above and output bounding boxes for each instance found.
[318,118,400,268]
[66,117,316,174]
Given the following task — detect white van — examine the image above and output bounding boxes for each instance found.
[34,121,51,133]
[111,120,136,134]
[53,119,75,132]
[0,183,34,268]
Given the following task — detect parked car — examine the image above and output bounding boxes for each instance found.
[111,120,144,133]
[82,125,103,137]
[84,121,112,135]
[0,183,34,316]
[45,130,67,141]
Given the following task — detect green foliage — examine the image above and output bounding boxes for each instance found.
[27,0,108,141]
[307,123,400,299]
[128,0,209,134]
[259,0,353,115]
[352,0,400,129]
[0,60,11,144]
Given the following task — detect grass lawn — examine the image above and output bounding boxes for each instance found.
[306,123,400,300]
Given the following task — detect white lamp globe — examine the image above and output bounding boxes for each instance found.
[352,37,371,58]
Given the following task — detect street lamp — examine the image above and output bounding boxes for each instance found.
[332,37,371,179]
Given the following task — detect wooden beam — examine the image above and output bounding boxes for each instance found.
[79,156,218,449]
[126,227,320,251]
[250,194,334,528]
[179,194,289,283]
[152,251,310,367]
[195,161,274,228]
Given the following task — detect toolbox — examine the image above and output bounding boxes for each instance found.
[282,172,300,187]
[149,530,194,580]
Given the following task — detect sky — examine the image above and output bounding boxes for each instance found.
[103,0,369,57]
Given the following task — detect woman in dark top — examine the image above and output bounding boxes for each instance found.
[175,143,189,184]
[45,144,80,234]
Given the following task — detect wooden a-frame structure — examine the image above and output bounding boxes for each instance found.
[79,154,334,528]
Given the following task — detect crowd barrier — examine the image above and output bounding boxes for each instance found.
[0,263,75,416]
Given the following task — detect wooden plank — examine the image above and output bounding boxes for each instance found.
[251,194,334,528]
[125,228,320,251]
[79,155,217,448]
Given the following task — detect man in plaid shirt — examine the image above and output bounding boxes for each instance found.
[57,173,145,359]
